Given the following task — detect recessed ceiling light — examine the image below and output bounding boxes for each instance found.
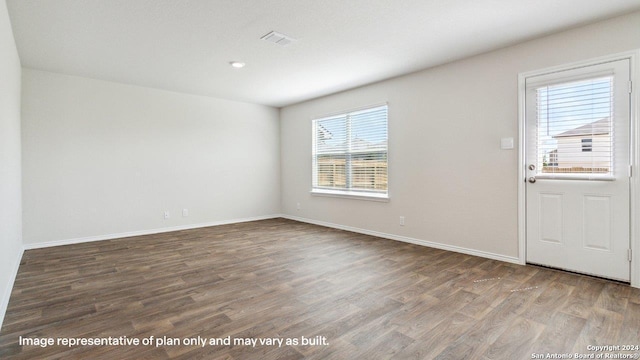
[229,61,245,68]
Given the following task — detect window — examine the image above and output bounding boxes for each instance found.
[534,76,613,176]
[312,104,388,199]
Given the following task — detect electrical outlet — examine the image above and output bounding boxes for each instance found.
[164,211,170,219]
[182,208,189,217]
[399,216,405,226]
[296,202,301,210]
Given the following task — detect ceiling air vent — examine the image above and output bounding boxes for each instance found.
[261,31,296,46]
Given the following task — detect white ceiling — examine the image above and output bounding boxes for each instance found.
[7,0,640,107]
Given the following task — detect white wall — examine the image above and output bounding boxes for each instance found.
[22,69,280,245]
[280,11,640,261]
[0,0,22,329]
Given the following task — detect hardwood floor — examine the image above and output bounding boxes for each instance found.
[1,218,639,359]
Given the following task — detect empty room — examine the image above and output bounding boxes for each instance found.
[1,1,640,359]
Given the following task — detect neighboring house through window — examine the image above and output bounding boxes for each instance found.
[551,117,610,172]
[535,74,613,176]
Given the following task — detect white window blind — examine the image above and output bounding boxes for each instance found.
[535,76,613,177]
[312,105,388,198]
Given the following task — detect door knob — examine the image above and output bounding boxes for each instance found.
[528,177,536,183]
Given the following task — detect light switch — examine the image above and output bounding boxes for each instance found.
[501,137,514,150]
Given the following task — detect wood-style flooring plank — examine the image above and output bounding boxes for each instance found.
[533,311,586,355]
[1,218,638,360]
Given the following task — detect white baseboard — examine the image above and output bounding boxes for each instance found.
[0,246,24,331]
[23,214,282,250]
[282,214,521,265]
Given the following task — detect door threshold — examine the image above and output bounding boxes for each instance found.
[526,262,630,285]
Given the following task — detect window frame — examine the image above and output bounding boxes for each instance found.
[311,104,389,201]
[528,72,615,180]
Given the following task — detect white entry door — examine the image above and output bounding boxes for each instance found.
[525,59,631,281]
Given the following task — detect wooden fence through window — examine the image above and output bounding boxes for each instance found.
[317,159,387,190]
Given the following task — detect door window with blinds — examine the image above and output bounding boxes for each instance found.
[533,75,614,179]
[312,104,388,199]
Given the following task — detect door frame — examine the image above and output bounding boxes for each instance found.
[517,50,640,288]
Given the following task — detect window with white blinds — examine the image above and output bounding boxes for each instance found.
[312,104,388,198]
[535,76,613,177]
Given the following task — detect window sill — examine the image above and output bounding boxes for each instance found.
[310,189,390,202]
[535,174,615,181]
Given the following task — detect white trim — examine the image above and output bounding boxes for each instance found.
[23,214,281,250]
[518,50,640,288]
[518,70,528,266]
[630,49,640,288]
[0,247,24,330]
[533,174,615,181]
[310,189,390,202]
[519,51,638,80]
[282,215,521,265]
